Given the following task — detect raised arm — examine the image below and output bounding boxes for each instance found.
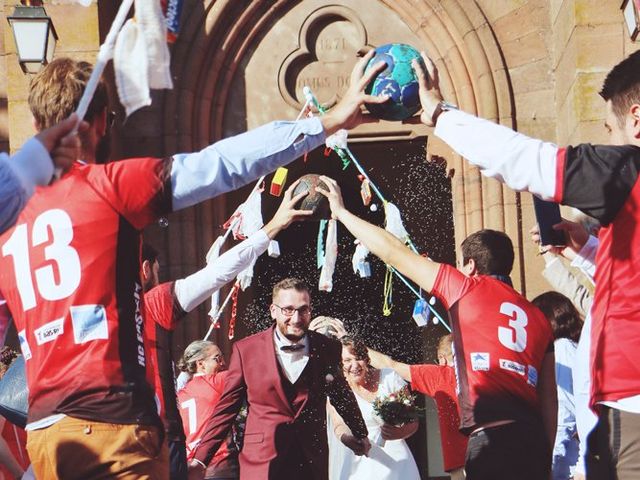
[171,51,388,211]
[415,53,637,225]
[316,176,441,293]
[173,181,312,313]
[413,54,559,201]
[367,349,411,383]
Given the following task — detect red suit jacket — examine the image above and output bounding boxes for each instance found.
[193,326,367,479]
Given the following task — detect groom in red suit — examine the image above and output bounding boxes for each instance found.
[188,278,369,479]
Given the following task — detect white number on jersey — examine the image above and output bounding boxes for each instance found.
[181,397,197,434]
[498,302,528,353]
[2,209,81,311]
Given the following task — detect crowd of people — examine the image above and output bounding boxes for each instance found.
[0,37,638,480]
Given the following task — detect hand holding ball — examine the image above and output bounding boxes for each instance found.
[364,43,425,121]
[292,174,331,220]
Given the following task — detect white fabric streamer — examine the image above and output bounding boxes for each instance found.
[113,0,173,117]
[384,202,409,243]
[206,236,225,319]
[237,189,264,238]
[352,240,371,277]
[325,129,348,150]
[319,220,338,292]
[237,261,257,291]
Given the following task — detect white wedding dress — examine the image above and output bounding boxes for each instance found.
[328,368,421,480]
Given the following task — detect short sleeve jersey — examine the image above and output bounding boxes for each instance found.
[0,158,171,425]
[144,282,188,440]
[178,371,235,467]
[410,365,467,471]
[431,264,553,432]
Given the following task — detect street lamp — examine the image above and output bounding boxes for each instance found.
[622,0,640,41]
[7,5,58,74]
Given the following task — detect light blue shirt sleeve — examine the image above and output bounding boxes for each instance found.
[170,117,326,211]
[0,138,53,234]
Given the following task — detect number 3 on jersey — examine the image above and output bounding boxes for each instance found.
[498,302,528,352]
[2,209,81,311]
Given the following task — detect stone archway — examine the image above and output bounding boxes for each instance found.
[162,0,525,292]
[153,4,524,475]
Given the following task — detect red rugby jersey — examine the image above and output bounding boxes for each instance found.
[0,158,171,425]
[431,264,553,433]
[410,365,467,472]
[435,110,640,407]
[178,371,236,470]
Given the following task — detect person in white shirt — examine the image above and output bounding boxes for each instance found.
[532,292,584,480]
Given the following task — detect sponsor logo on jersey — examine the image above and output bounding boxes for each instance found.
[18,330,31,360]
[499,359,526,375]
[34,318,64,345]
[70,304,109,344]
[133,283,146,368]
[470,352,490,371]
[527,365,538,387]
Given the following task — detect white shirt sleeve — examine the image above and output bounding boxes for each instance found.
[0,138,53,234]
[570,235,598,284]
[435,109,560,200]
[173,229,270,312]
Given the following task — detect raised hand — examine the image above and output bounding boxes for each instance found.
[315,175,346,220]
[263,179,313,238]
[412,52,444,126]
[320,50,389,135]
[308,316,347,339]
[530,219,590,261]
[529,224,561,257]
[35,113,88,177]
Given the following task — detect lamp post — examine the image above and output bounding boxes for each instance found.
[622,0,640,41]
[7,4,58,74]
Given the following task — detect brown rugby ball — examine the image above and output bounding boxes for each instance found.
[292,174,331,221]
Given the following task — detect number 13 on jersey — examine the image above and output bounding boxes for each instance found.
[2,209,81,311]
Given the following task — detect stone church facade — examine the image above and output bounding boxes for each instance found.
[1,1,638,477]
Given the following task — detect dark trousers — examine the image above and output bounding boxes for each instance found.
[465,420,551,480]
[169,439,188,480]
[586,407,640,480]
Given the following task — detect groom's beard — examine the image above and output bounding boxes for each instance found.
[278,323,307,342]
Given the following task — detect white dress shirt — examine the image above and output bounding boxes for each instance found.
[174,229,270,312]
[273,329,309,384]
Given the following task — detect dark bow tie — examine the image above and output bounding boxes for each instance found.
[280,344,305,352]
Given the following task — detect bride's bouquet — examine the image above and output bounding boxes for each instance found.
[371,385,421,447]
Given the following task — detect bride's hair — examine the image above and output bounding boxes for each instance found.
[340,336,370,364]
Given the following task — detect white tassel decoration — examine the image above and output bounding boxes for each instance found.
[319,220,338,292]
[384,202,409,243]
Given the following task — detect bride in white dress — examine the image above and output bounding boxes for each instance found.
[328,336,421,480]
